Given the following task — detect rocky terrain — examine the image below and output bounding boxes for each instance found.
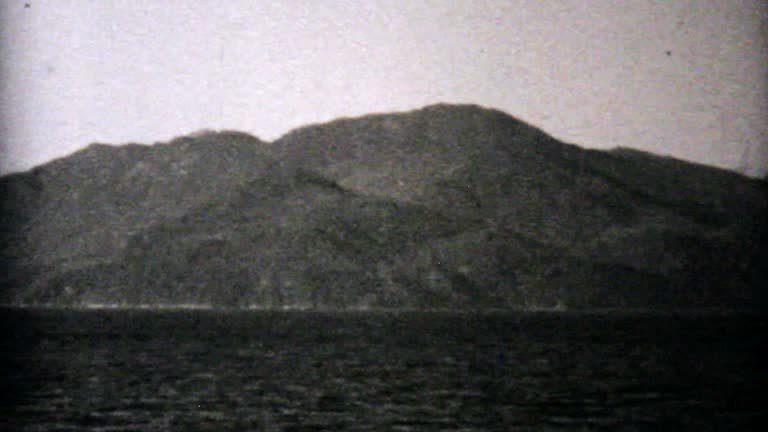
[1,104,765,309]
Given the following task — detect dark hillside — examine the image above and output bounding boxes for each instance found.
[1,105,765,309]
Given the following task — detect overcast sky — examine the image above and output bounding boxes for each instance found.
[1,0,766,177]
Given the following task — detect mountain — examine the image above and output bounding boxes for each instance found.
[1,104,766,309]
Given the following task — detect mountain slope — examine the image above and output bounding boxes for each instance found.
[1,131,273,292]
[1,104,765,309]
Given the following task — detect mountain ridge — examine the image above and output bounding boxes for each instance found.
[1,104,765,309]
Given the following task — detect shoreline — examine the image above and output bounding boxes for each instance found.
[0,303,763,316]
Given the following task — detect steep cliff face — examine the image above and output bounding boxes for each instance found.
[1,105,765,309]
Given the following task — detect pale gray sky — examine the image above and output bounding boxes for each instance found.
[1,0,766,176]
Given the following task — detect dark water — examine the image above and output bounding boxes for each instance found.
[1,309,765,431]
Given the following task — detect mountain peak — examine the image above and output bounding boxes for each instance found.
[417,102,505,115]
[1,106,765,310]
[169,129,264,144]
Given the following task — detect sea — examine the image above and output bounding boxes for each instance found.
[1,308,765,431]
